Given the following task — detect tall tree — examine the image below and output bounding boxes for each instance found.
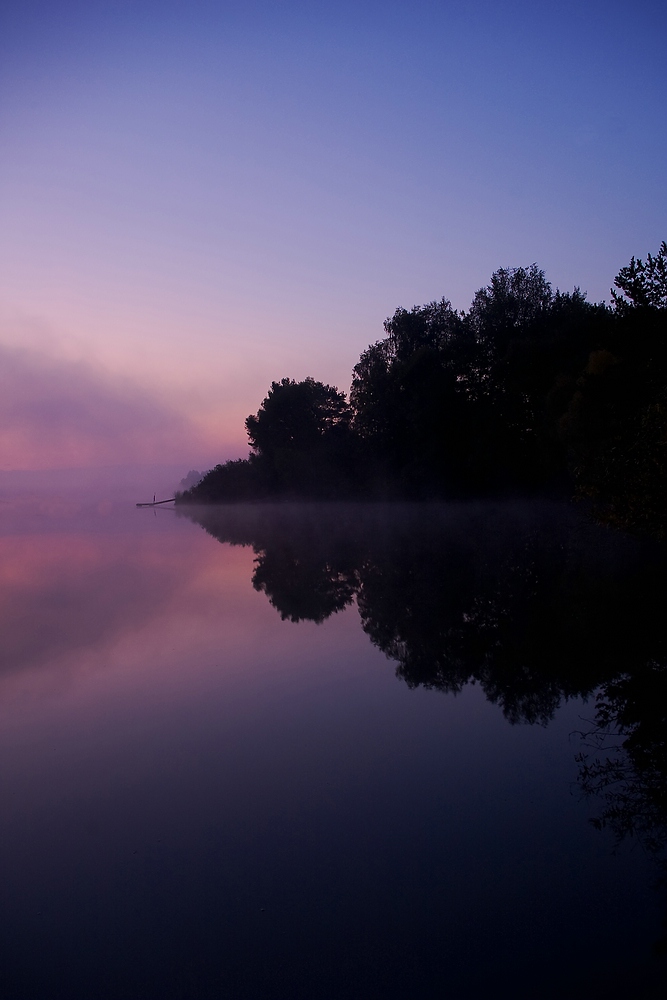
[246,377,351,457]
[350,300,473,495]
[245,377,354,497]
[611,241,667,312]
[555,243,667,536]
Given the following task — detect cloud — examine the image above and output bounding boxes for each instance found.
[0,342,213,469]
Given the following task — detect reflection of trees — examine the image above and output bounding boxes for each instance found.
[356,519,667,724]
[253,546,357,623]
[576,660,667,955]
[578,662,667,870]
[183,499,667,901]
[180,501,667,726]
[181,504,361,624]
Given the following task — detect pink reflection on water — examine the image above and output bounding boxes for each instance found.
[0,501,372,848]
[0,503,365,731]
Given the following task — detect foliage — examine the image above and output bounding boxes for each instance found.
[177,457,265,503]
[555,261,667,537]
[611,241,667,311]
[178,242,667,536]
[181,378,355,502]
[245,377,351,457]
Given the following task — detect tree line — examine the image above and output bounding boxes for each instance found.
[178,243,667,537]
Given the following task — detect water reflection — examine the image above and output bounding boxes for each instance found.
[0,532,180,677]
[182,501,667,927]
[181,501,667,724]
[1,498,666,997]
[578,662,667,893]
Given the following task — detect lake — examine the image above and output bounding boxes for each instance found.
[0,480,665,999]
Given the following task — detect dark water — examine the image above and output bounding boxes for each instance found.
[0,489,666,999]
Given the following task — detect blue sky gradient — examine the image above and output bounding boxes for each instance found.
[1,0,665,466]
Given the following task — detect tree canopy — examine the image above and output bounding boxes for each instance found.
[178,242,667,537]
[245,377,351,458]
[611,241,667,311]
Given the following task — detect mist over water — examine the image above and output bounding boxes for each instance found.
[0,465,194,522]
[0,487,665,998]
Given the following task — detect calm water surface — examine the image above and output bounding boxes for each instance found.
[0,485,665,998]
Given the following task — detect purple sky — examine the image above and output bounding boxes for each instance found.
[1,0,665,469]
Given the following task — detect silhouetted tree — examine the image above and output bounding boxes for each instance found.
[246,377,351,457]
[245,377,355,497]
[178,457,267,502]
[554,243,667,537]
[611,241,667,312]
[179,378,356,502]
[179,244,666,534]
[349,268,606,493]
[350,300,475,494]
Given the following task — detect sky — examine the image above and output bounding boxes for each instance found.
[1,0,666,471]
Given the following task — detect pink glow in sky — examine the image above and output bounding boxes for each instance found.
[1,1,665,471]
[0,341,221,468]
